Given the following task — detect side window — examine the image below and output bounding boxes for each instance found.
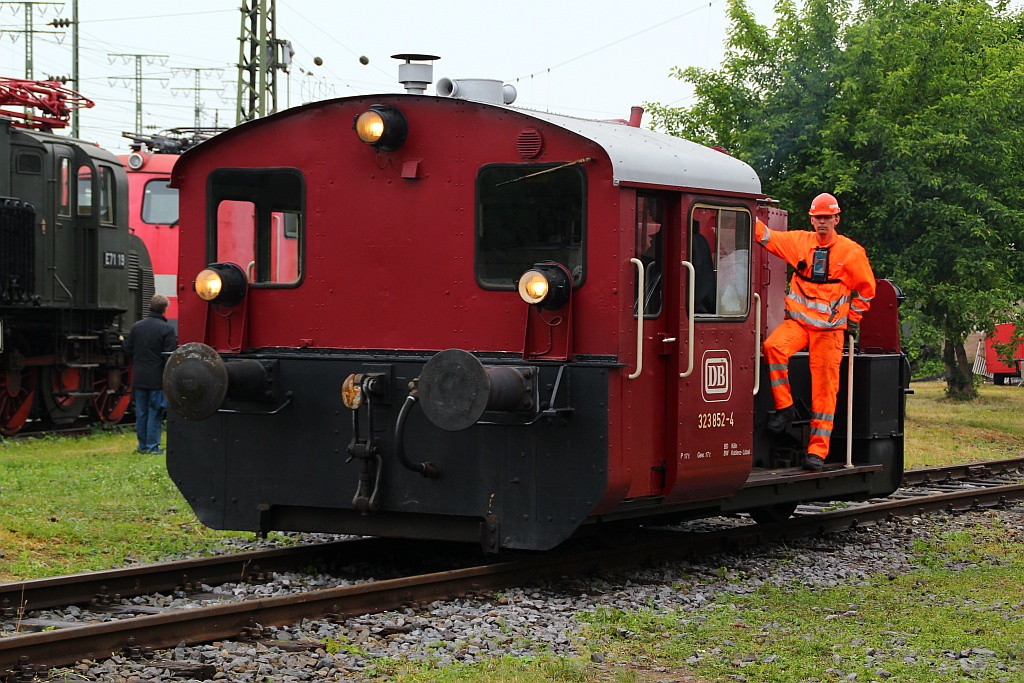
[16,153,42,174]
[58,157,71,217]
[209,169,303,286]
[142,179,179,224]
[476,164,585,288]
[716,210,751,315]
[77,166,92,216]
[634,194,664,319]
[97,166,114,224]
[690,205,751,316]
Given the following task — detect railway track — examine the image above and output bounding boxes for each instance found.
[2,457,1022,681]
[899,455,1024,486]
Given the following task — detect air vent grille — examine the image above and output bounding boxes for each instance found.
[516,128,543,159]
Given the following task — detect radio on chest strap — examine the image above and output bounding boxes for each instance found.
[795,246,842,284]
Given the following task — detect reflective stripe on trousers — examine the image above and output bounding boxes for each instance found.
[762,318,845,458]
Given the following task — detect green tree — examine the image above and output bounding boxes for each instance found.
[649,0,1024,398]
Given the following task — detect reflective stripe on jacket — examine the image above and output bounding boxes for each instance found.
[754,218,875,329]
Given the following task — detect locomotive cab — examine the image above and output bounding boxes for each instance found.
[164,62,908,551]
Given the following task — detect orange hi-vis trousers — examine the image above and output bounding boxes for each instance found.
[764,318,846,459]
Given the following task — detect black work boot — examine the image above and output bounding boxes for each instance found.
[767,405,796,433]
[803,454,825,472]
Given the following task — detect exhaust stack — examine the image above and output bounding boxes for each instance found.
[391,53,440,94]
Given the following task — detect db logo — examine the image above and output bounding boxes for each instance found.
[701,351,732,402]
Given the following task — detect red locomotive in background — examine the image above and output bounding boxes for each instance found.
[119,129,224,330]
[162,56,910,551]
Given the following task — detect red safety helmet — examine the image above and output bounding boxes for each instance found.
[808,193,841,216]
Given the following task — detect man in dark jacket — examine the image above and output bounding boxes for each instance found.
[124,294,177,453]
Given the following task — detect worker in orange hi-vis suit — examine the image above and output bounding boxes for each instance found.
[754,193,876,472]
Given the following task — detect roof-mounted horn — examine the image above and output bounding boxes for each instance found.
[435,77,517,105]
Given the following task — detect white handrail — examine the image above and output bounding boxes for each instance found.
[679,261,695,378]
[845,334,855,468]
[753,292,762,395]
[628,257,644,380]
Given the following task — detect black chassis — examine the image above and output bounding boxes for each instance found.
[167,349,612,552]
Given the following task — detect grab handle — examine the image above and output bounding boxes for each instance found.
[845,334,855,468]
[753,292,762,395]
[679,261,695,378]
[628,257,645,380]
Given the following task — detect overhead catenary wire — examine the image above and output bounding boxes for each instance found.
[513,1,720,82]
[2,0,737,149]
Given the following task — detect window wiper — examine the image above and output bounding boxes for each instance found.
[495,157,594,187]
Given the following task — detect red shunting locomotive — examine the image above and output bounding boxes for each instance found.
[163,55,909,552]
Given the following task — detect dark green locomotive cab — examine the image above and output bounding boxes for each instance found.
[1,117,154,432]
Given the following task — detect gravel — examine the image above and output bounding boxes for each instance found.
[38,503,1024,682]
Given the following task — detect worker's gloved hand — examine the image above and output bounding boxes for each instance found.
[845,321,859,340]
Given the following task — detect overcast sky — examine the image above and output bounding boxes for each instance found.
[1,0,776,152]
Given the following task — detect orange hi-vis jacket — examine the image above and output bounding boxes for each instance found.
[754,219,875,330]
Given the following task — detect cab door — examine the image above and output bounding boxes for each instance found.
[621,193,670,498]
[665,201,757,504]
[51,149,74,304]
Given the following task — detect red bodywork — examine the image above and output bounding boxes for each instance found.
[119,152,180,324]
[985,323,1023,378]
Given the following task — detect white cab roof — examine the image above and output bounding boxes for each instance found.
[523,108,762,195]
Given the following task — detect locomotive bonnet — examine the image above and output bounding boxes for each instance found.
[163,56,909,551]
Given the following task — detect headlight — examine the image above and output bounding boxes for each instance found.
[195,269,222,300]
[517,262,572,310]
[194,263,247,307]
[354,111,384,143]
[518,271,550,304]
[127,152,146,170]
[353,104,408,151]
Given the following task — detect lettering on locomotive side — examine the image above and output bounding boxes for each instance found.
[701,350,732,402]
[103,251,126,268]
[724,441,751,457]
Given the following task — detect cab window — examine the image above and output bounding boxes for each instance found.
[16,152,41,174]
[634,194,664,319]
[476,164,586,288]
[208,169,303,286]
[77,166,92,216]
[690,205,751,316]
[58,157,71,217]
[73,164,116,224]
[97,165,115,224]
[142,179,179,224]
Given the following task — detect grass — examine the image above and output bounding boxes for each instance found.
[322,655,608,683]
[579,518,1024,683]
[904,382,1024,467]
[0,429,250,582]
